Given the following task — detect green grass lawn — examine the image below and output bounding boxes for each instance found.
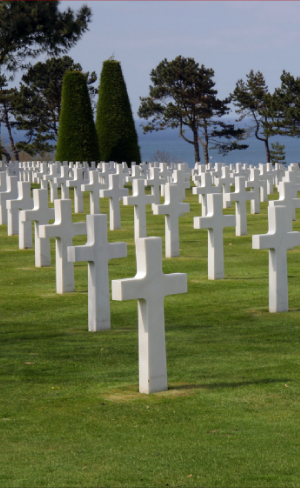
[1,184,300,488]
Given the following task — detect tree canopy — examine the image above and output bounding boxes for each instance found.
[138,55,247,164]
[96,59,141,166]
[0,1,91,74]
[12,56,97,156]
[269,71,300,139]
[0,0,92,160]
[55,71,100,164]
[230,70,276,163]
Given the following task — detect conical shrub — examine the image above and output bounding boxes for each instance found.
[96,60,141,166]
[55,71,100,163]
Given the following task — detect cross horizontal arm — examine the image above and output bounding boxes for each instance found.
[112,277,146,301]
[68,244,95,263]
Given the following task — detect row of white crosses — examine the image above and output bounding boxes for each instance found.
[252,172,300,312]
[193,161,300,296]
[193,161,300,314]
[0,161,189,395]
[3,159,300,391]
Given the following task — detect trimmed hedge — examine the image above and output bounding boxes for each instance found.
[55,71,100,164]
[96,60,141,166]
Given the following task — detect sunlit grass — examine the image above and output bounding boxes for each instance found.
[1,184,300,487]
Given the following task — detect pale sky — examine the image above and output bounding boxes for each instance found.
[58,0,300,118]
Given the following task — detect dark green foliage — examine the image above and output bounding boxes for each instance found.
[138,56,247,164]
[12,56,97,156]
[270,142,286,165]
[0,0,92,161]
[55,71,100,163]
[268,71,300,139]
[0,1,91,74]
[230,70,277,163]
[96,60,141,166]
[0,75,20,161]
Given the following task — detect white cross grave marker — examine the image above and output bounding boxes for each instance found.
[194,193,235,279]
[123,178,155,240]
[271,180,300,232]
[54,166,73,200]
[146,167,161,205]
[0,175,18,225]
[152,182,190,257]
[68,214,127,331]
[6,181,33,245]
[39,199,86,293]
[20,189,55,266]
[112,236,187,394]
[82,170,106,215]
[67,168,88,213]
[192,172,221,216]
[214,165,232,209]
[100,174,129,230]
[252,204,300,312]
[225,176,254,236]
[245,168,261,214]
[43,163,59,202]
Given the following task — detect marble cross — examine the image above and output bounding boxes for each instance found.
[68,214,127,331]
[67,168,89,213]
[54,166,73,199]
[259,164,274,195]
[245,168,261,214]
[214,165,232,209]
[252,203,300,312]
[34,162,49,185]
[20,189,55,267]
[194,193,235,279]
[82,170,106,215]
[43,163,59,202]
[159,163,172,197]
[272,180,300,231]
[146,167,161,205]
[112,236,187,394]
[100,174,129,230]
[6,181,33,245]
[123,178,155,240]
[125,164,142,184]
[153,182,190,257]
[98,162,110,187]
[172,168,189,203]
[225,176,254,236]
[39,199,86,293]
[0,175,18,225]
[192,172,221,216]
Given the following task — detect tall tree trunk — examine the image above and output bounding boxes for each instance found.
[203,123,209,165]
[193,129,200,163]
[265,138,270,163]
[3,100,19,162]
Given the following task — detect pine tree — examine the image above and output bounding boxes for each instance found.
[12,56,97,156]
[230,70,276,163]
[55,71,100,164]
[96,60,141,166]
[138,56,247,165]
[270,142,286,165]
